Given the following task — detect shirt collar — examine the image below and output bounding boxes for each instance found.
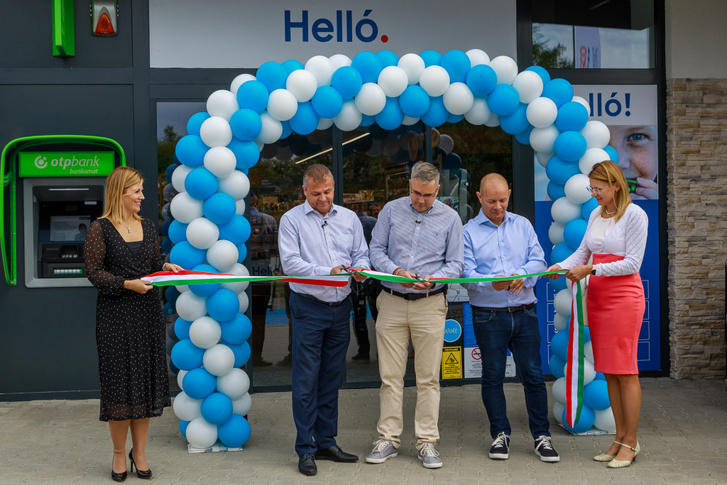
[303,199,338,218]
[407,197,438,216]
[476,210,512,227]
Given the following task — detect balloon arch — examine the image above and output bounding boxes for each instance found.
[163,48,617,450]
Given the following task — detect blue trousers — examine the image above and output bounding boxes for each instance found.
[472,306,550,439]
[289,292,352,456]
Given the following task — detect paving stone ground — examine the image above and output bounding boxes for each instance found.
[1,378,726,484]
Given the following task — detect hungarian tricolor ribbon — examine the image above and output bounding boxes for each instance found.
[565,280,585,429]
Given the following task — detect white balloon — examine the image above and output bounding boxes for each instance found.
[255,113,283,144]
[418,65,450,97]
[189,316,222,349]
[484,112,500,127]
[579,147,610,175]
[529,125,560,153]
[176,284,189,293]
[317,117,334,130]
[220,263,250,293]
[536,151,552,168]
[176,291,207,322]
[232,393,252,416]
[566,358,596,385]
[354,83,386,116]
[203,146,236,179]
[443,82,474,115]
[526,97,558,128]
[466,48,490,67]
[402,115,420,126]
[512,70,544,103]
[489,55,518,85]
[218,171,250,201]
[200,116,232,147]
[464,98,491,125]
[553,401,565,425]
[305,55,333,86]
[170,192,203,223]
[177,369,188,390]
[377,66,408,98]
[551,197,582,224]
[286,69,317,102]
[203,344,236,377]
[552,377,566,404]
[216,368,250,399]
[171,164,192,193]
[186,417,218,449]
[238,291,249,313]
[397,53,425,85]
[333,101,362,131]
[206,90,238,120]
[553,312,569,331]
[581,120,610,149]
[173,392,202,421]
[207,240,239,272]
[594,408,616,433]
[584,341,594,362]
[235,198,246,216]
[186,217,219,250]
[548,221,565,245]
[571,95,591,115]
[267,89,298,121]
[230,74,255,96]
[564,173,592,204]
[554,289,572,316]
[328,54,352,71]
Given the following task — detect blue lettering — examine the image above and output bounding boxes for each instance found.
[284,10,308,42]
[356,9,377,42]
[312,18,334,42]
[284,9,384,44]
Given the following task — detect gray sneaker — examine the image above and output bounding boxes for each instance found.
[417,443,443,469]
[365,439,398,464]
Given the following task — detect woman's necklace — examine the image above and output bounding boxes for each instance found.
[604,207,616,215]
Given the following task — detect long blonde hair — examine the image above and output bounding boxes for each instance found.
[101,166,143,224]
[589,160,630,221]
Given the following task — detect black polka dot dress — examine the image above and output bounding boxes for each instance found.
[85,218,171,421]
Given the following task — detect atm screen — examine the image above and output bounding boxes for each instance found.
[50,215,92,242]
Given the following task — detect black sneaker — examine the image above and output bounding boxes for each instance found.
[534,435,560,463]
[489,432,510,460]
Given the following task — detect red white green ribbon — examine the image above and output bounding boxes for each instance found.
[565,280,585,429]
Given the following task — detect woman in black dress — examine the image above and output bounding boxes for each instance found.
[85,166,181,481]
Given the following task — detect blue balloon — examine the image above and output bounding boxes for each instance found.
[487,84,519,116]
[542,78,574,108]
[525,65,551,84]
[227,138,259,171]
[554,131,587,162]
[562,404,595,433]
[236,242,247,263]
[550,275,567,291]
[218,215,251,246]
[185,167,218,200]
[311,86,343,119]
[351,51,383,83]
[331,66,363,99]
[282,59,304,74]
[164,163,177,184]
[170,241,206,269]
[171,339,204,370]
[175,135,207,168]
[549,353,565,378]
[444,153,462,170]
[398,85,430,118]
[376,49,398,68]
[556,102,589,133]
[163,301,175,316]
[289,102,319,135]
[190,263,221,297]
[183,368,217,399]
[186,112,210,136]
[165,285,180,305]
[440,49,471,83]
[161,218,171,237]
[421,96,448,127]
[583,326,591,343]
[550,242,573,266]
[595,372,606,380]
[174,317,191,340]
[547,181,566,200]
[229,341,251,367]
[545,155,580,185]
[581,197,599,220]
[279,120,292,140]
[375,97,404,130]
[550,330,569,361]
[360,114,375,127]
[447,113,464,123]
[201,392,233,425]
[420,49,442,67]
[564,218,588,250]
[203,193,236,225]
[179,420,190,437]
[604,145,619,162]
[218,415,251,448]
[255,61,287,92]
[466,64,498,97]
[229,109,262,141]
[500,103,530,135]
[207,288,240,322]
[515,126,534,145]
[236,80,269,114]
[220,313,252,345]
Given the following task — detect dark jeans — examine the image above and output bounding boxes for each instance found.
[289,291,352,456]
[472,306,550,439]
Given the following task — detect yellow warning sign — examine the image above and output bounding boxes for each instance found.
[441,346,462,379]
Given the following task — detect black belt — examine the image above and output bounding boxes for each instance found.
[471,303,536,313]
[383,286,447,301]
[292,291,348,307]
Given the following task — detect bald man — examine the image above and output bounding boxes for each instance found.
[462,174,560,463]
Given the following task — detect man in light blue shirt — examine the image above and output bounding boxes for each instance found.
[278,164,369,476]
[463,173,559,463]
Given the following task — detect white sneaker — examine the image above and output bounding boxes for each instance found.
[417,443,443,469]
[365,439,398,464]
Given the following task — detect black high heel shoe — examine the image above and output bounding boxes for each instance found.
[111,456,127,482]
[128,449,152,479]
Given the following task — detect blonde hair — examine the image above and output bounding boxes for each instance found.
[589,160,630,221]
[101,166,143,224]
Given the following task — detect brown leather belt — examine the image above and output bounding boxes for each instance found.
[471,302,536,313]
[383,286,447,301]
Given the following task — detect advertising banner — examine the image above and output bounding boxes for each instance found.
[18,151,115,177]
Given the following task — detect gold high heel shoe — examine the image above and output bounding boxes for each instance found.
[607,441,640,468]
[593,442,616,462]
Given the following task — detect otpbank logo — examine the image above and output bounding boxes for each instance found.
[34,155,48,169]
[284,10,389,43]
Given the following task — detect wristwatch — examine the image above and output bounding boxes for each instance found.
[590,266,597,275]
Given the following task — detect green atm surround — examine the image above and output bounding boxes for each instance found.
[1,135,126,287]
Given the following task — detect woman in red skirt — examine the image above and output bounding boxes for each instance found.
[547,161,647,468]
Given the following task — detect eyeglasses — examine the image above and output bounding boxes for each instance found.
[410,189,437,199]
[587,186,605,194]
